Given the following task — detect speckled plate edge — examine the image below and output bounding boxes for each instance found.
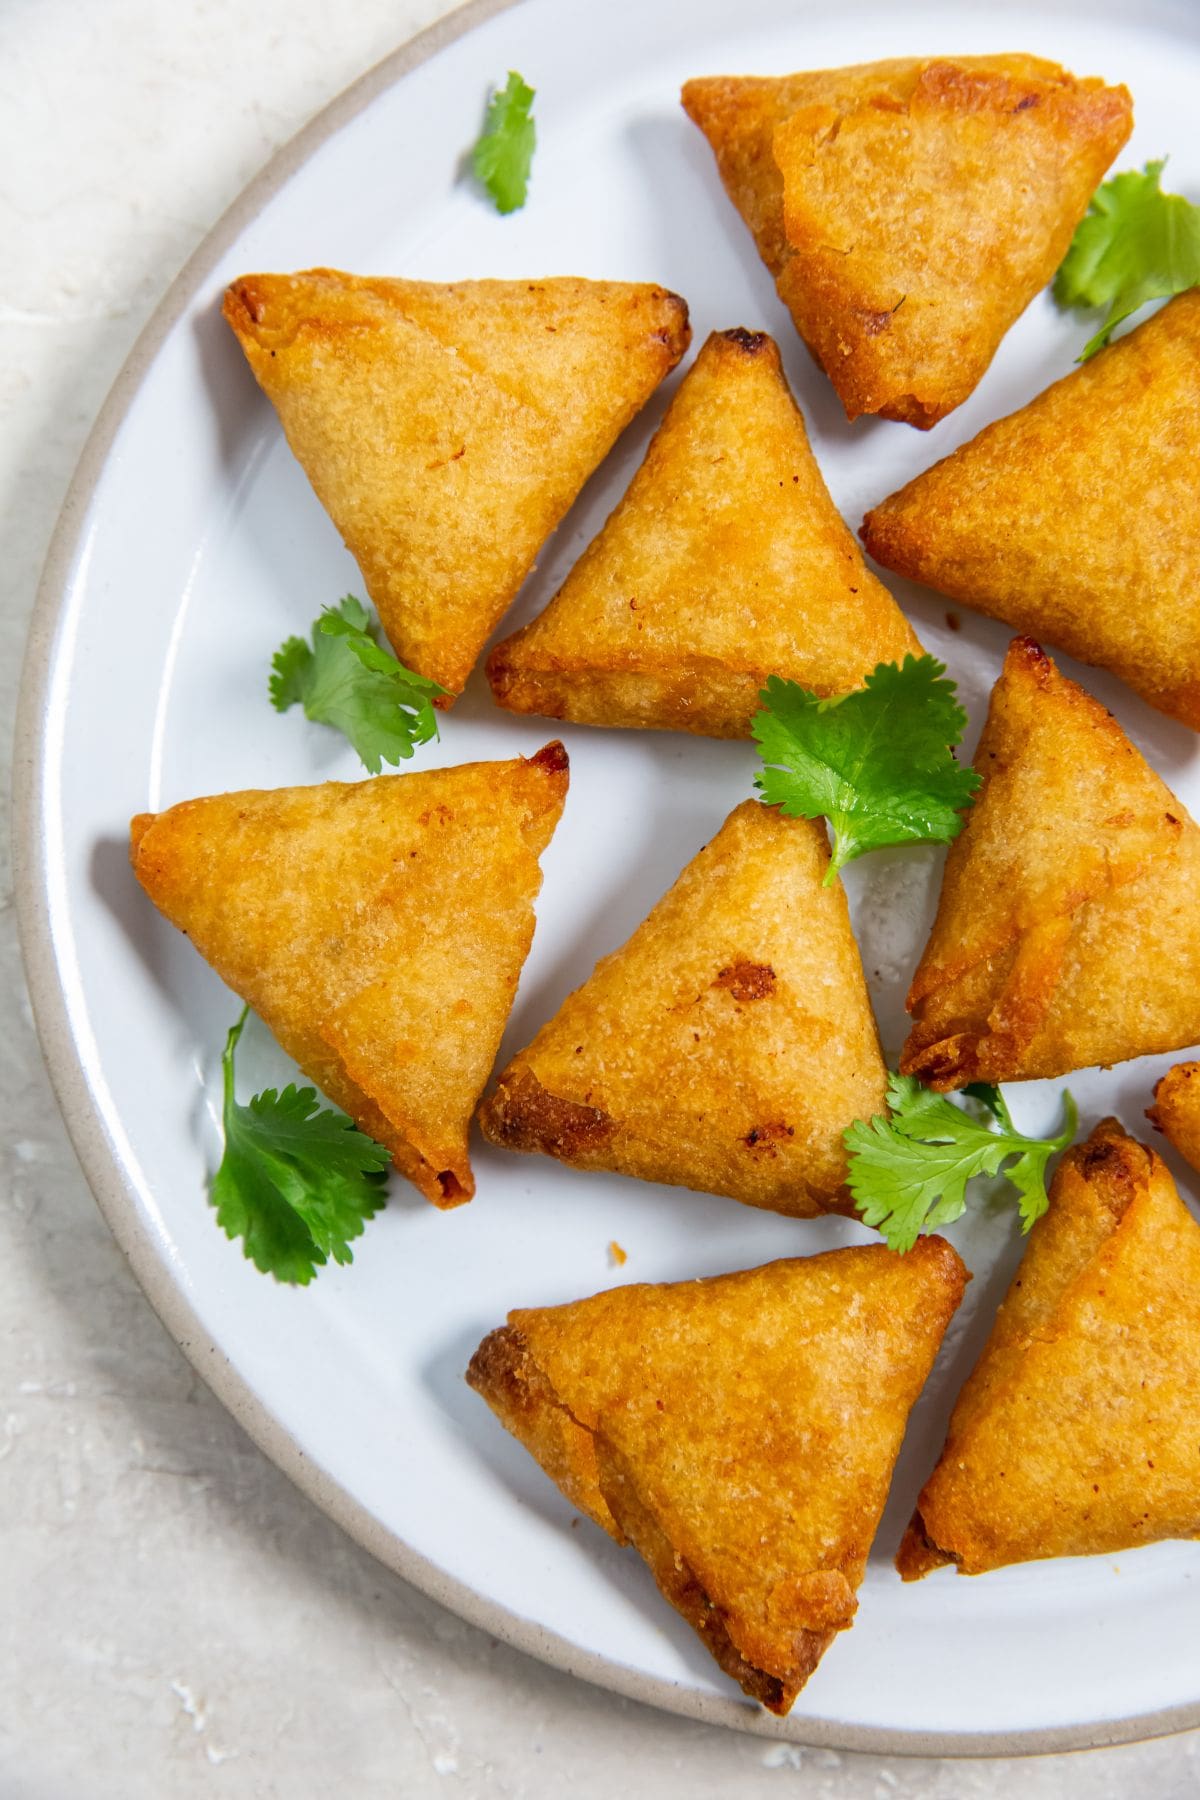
[13,0,1200,1757]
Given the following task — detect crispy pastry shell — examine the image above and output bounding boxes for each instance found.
[470,1240,967,1710]
[683,57,1129,426]
[901,638,1200,1088]
[479,799,887,1217]
[899,1122,1200,1578]
[130,745,568,1206]
[223,271,690,696]
[487,328,918,736]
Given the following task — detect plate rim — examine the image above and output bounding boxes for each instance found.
[13,0,1200,1757]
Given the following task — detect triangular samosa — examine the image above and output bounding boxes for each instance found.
[863,291,1200,725]
[479,798,887,1215]
[470,1238,967,1711]
[223,271,691,698]
[901,638,1200,1089]
[683,58,1130,427]
[130,744,569,1207]
[1149,1063,1200,1177]
[898,1121,1200,1579]
[487,328,920,736]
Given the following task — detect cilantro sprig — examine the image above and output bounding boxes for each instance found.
[271,596,444,773]
[752,656,980,885]
[211,1007,390,1285]
[1055,160,1200,360]
[845,1074,1078,1254]
[472,71,536,215]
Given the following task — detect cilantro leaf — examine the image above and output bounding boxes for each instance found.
[472,71,536,214]
[270,596,444,773]
[844,1073,1078,1254]
[269,634,311,710]
[1055,160,1200,359]
[752,656,981,884]
[211,1007,390,1284]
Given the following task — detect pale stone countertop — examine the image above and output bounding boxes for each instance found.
[3,1,1198,1793]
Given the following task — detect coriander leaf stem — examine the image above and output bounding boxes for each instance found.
[222,1003,249,1118]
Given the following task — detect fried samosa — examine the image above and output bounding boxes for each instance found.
[470,1237,967,1711]
[479,798,887,1216]
[487,328,919,736]
[862,292,1200,726]
[898,1121,1200,1579]
[682,58,1130,427]
[223,272,690,698]
[130,744,569,1207]
[902,638,1200,1089]
[1149,1064,1200,1177]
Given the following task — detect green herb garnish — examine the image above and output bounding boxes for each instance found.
[752,656,980,885]
[211,1008,390,1285]
[1055,160,1200,360]
[472,71,536,215]
[845,1074,1078,1254]
[270,596,444,773]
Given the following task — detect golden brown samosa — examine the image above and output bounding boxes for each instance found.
[487,328,919,736]
[223,272,690,698]
[470,1238,967,1711]
[479,798,886,1216]
[683,57,1130,427]
[1148,1064,1200,1176]
[862,292,1200,725]
[898,1121,1200,1580]
[130,744,568,1207]
[902,639,1200,1090]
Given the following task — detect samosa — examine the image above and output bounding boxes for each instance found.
[470,1237,967,1711]
[479,798,887,1216]
[223,272,690,698]
[487,328,919,737]
[862,291,1200,726]
[902,638,1200,1090]
[898,1121,1200,1579]
[682,57,1130,427]
[1148,1064,1200,1177]
[130,744,569,1207]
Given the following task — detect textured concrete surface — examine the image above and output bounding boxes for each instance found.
[3,1,1198,1793]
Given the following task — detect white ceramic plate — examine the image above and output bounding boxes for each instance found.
[17,0,1200,1756]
